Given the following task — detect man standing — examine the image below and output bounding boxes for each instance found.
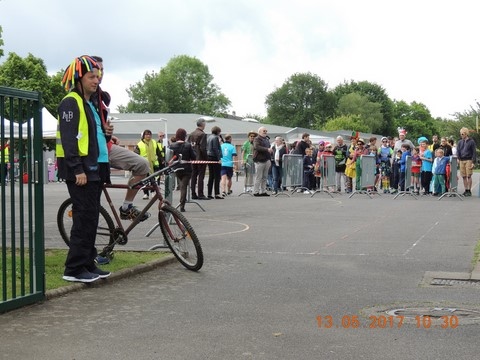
[253,126,273,196]
[57,55,111,283]
[157,131,166,170]
[457,127,476,196]
[241,131,256,191]
[188,118,209,200]
[295,133,310,155]
[393,128,415,154]
[429,135,440,153]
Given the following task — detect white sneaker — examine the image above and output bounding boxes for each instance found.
[303,190,310,194]
[143,194,149,200]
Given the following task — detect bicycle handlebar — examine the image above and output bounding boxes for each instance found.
[129,155,184,189]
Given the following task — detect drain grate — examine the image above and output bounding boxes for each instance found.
[431,278,480,287]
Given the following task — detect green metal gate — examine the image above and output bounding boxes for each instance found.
[0,86,45,313]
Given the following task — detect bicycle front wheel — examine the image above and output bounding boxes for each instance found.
[159,204,203,271]
[57,198,115,255]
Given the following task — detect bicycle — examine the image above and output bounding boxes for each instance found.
[57,157,203,271]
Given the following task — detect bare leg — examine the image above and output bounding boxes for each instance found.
[125,174,144,202]
[466,176,472,190]
[221,174,228,194]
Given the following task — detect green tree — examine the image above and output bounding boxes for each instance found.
[392,100,439,143]
[122,55,231,116]
[0,52,64,115]
[439,109,480,145]
[322,114,369,133]
[0,26,4,59]
[264,72,336,128]
[333,80,394,135]
[335,92,383,133]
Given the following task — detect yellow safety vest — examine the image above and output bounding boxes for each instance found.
[2,145,9,163]
[136,140,160,167]
[56,92,89,157]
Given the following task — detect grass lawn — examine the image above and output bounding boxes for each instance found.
[473,240,480,268]
[1,249,170,298]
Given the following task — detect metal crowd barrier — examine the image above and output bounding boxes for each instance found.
[282,154,309,195]
[438,156,462,201]
[349,155,378,198]
[311,155,336,198]
[393,156,417,200]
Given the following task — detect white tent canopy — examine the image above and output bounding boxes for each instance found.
[36,107,57,138]
[0,108,57,139]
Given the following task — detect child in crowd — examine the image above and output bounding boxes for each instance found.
[432,148,450,196]
[303,147,316,192]
[314,141,326,189]
[378,137,393,193]
[410,147,421,194]
[321,143,335,191]
[418,137,433,195]
[391,149,403,193]
[368,145,379,191]
[344,138,358,193]
[399,144,411,191]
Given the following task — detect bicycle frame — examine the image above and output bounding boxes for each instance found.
[102,158,184,241]
[101,181,162,238]
[57,156,204,270]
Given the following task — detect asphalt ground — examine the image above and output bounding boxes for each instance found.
[1,173,480,360]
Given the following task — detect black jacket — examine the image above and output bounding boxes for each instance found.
[188,128,208,160]
[169,141,196,174]
[253,135,271,163]
[57,90,100,182]
[207,134,222,160]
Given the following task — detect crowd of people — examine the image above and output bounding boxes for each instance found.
[238,126,476,198]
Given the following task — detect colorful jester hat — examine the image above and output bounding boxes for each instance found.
[61,55,100,91]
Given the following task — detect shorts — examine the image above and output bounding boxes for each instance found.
[221,166,234,178]
[459,159,473,177]
[109,144,149,176]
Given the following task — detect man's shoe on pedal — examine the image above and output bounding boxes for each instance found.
[120,204,149,221]
[95,255,110,265]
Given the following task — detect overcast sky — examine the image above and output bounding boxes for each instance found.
[1,0,479,120]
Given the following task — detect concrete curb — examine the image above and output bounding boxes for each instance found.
[45,255,176,300]
[471,261,480,280]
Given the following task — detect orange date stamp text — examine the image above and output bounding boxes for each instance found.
[316,315,459,329]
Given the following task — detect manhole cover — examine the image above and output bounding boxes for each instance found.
[362,303,480,326]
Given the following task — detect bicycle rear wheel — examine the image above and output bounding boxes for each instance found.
[57,198,115,256]
[158,204,203,271]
